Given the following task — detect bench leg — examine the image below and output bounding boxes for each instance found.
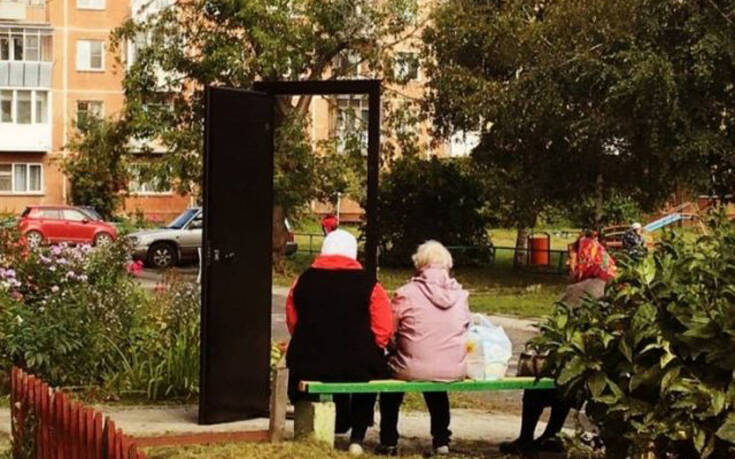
[294,397,335,447]
[268,362,289,442]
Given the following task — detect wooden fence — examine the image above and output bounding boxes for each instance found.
[11,366,146,459]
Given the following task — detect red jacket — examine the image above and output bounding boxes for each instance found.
[286,255,394,348]
[321,215,339,234]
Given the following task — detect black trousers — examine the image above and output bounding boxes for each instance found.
[334,393,377,443]
[379,392,451,448]
[519,389,571,442]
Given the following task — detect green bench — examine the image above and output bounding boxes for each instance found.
[293,377,556,446]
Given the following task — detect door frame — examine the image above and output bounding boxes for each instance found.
[252,79,381,277]
[200,80,381,424]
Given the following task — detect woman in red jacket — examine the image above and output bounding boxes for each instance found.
[286,229,393,455]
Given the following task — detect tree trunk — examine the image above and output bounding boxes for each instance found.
[272,205,288,273]
[594,172,604,229]
[513,227,529,269]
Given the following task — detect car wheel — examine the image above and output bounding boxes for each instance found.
[25,230,44,248]
[148,242,177,269]
[94,232,113,246]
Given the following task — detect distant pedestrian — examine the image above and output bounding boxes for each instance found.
[622,222,646,261]
[321,213,339,235]
[285,229,393,456]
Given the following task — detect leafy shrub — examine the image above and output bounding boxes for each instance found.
[532,213,735,457]
[376,157,491,266]
[0,231,200,401]
[0,240,147,385]
[105,273,200,401]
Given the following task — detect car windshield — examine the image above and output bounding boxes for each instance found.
[166,209,199,229]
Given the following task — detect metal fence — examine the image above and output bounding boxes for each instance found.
[295,233,570,274]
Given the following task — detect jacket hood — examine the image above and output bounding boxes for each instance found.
[411,266,467,310]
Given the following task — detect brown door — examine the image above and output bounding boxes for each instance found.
[199,87,274,424]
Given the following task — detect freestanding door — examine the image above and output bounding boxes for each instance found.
[199,87,274,424]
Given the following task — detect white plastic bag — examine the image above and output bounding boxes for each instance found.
[466,314,513,380]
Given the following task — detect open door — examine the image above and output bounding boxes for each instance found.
[199,87,274,424]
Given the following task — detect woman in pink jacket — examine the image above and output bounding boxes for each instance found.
[377,241,471,456]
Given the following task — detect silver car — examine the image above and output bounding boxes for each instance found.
[128,208,298,269]
[128,208,203,269]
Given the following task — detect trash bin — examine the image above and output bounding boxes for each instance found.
[528,233,551,266]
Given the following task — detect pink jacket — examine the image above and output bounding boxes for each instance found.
[388,266,471,382]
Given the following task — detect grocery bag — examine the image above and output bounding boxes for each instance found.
[466,314,513,380]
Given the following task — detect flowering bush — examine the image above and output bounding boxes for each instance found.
[0,237,148,386]
[0,228,200,401]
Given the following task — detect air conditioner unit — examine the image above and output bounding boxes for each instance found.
[0,1,28,21]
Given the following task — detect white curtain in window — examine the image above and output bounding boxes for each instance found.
[13,164,27,192]
[76,41,90,70]
[16,90,31,124]
[35,91,48,123]
[29,165,41,192]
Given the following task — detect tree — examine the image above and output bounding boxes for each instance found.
[112,0,423,262]
[423,0,735,254]
[62,118,131,220]
[376,156,490,266]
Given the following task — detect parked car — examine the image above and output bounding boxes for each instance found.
[18,205,118,247]
[128,207,298,269]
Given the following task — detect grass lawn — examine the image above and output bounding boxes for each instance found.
[276,252,565,319]
[145,439,515,458]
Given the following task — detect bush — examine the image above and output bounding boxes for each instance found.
[532,212,735,457]
[376,157,491,266]
[0,231,200,401]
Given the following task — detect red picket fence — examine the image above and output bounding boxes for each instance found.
[11,366,146,459]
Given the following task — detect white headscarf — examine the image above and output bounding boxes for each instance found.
[321,229,358,260]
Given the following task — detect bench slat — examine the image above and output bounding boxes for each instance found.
[300,377,555,394]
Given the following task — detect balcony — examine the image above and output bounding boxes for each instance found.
[0,60,51,87]
[0,1,26,21]
[0,123,50,152]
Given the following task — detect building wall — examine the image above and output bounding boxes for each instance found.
[0,0,189,220]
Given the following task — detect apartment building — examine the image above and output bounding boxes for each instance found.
[0,0,190,220]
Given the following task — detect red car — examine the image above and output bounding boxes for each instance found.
[19,205,117,247]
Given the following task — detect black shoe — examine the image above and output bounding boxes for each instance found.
[499,439,538,456]
[375,444,399,456]
[534,436,564,452]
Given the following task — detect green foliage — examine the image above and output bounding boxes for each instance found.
[564,193,643,229]
[0,230,200,401]
[111,0,420,218]
[532,213,735,457]
[423,0,735,228]
[62,118,131,220]
[376,157,490,266]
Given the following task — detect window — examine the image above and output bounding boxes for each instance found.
[333,96,369,154]
[395,52,419,81]
[335,53,364,78]
[0,164,43,193]
[0,90,49,124]
[41,209,60,219]
[0,165,10,192]
[76,40,104,71]
[35,92,48,124]
[63,209,87,221]
[16,91,31,124]
[0,91,11,123]
[128,166,171,194]
[77,0,105,9]
[76,100,104,127]
[0,28,52,62]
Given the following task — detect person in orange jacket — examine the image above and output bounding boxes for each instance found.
[285,229,393,455]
